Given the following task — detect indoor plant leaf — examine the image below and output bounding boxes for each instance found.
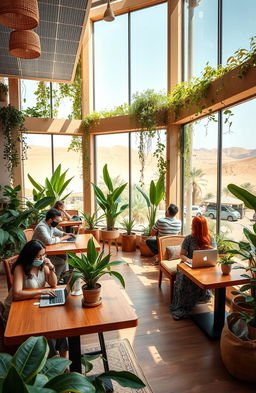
[41,357,71,380]
[44,372,95,393]
[0,354,12,378]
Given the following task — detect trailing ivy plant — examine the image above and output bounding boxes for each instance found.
[0,105,27,181]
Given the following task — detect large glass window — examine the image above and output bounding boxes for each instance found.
[184,0,218,80]
[183,117,218,235]
[222,99,256,242]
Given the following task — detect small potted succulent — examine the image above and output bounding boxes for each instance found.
[121,217,137,252]
[0,82,8,102]
[67,237,125,307]
[218,254,236,275]
[80,209,103,242]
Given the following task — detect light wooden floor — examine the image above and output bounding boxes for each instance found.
[1,248,255,393]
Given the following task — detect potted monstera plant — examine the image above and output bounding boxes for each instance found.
[67,237,125,307]
[92,164,128,246]
[136,174,165,256]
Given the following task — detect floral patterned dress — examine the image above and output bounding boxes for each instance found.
[170,235,216,319]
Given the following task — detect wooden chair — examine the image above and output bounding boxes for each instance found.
[158,235,185,303]
[0,301,18,354]
[66,209,79,217]
[3,255,18,291]
[23,228,34,242]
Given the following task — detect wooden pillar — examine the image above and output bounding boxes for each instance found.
[8,78,24,194]
[166,0,182,216]
[81,21,95,214]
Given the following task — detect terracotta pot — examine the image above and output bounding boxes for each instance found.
[231,295,255,315]
[221,263,232,275]
[220,313,256,382]
[248,324,256,340]
[139,235,154,257]
[121,233,137,252]
[82,283,102,307]
[80,227,100,242]
[100,228,119,241]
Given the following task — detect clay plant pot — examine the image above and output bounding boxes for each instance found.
[139,235,154,257]
[231,295,254,315]
[121,233,137,252]
[248,324,256,340]
[221,263,232,275]
[100,228,119,242]
[80,227,100,242]
[82,283,102,307]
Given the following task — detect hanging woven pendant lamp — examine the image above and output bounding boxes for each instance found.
[0,0,39,30]
[103,0,115,22]
[9,30,41,59]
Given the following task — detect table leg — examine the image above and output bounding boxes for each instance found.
[191,287,227,340]
[68,336,82,373]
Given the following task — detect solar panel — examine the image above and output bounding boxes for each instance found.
[0,0,89,82]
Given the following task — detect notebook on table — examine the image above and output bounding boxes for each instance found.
[184,249,218,268]
[39,280,71,307]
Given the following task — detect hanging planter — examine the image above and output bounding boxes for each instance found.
[9,29,41,59]
[0,0,39,30]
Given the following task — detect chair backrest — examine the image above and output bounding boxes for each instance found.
[3,255,18,291]
[158,235,185,261]
[23,228,34,242]
[66,209,79,217]
[0,301,6,352]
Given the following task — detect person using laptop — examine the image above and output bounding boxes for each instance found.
[146,203,181,263]
[170,216,216,321]
[33,208,75,279]
[3,240,68,358]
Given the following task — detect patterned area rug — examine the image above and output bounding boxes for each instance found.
[81,339,153,393]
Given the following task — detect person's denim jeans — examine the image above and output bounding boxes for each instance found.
[146,238,158,255]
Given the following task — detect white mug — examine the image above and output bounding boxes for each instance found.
[71,278,82,296]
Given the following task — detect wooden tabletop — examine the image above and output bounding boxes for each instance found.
[45,234,100,255]
[4,280,138,346]
[178,263,250,289]
[58,220,82,227]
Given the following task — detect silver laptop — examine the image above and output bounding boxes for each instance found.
[39,281,71,307]
[60,236,77,243]
[184,249,218,268]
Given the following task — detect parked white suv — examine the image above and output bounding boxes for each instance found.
[184,205,204,217]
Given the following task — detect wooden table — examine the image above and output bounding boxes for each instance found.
[4,280,138,373]
[178,263,250,339]
[45,234,100,255]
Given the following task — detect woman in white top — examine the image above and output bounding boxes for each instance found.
[4,239,68,357]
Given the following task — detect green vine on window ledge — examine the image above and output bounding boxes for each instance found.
[0,105,27,182]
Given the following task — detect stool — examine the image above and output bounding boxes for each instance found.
[102,239,119,253]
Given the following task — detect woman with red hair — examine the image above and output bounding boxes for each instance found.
[170,216,216,320]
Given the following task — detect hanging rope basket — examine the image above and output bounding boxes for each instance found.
[0,0,39,30]
[9,30,41,59]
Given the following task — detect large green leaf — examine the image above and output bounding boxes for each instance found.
[50,164,62,187]
[26,386,56,393]
[87,238,98,265]
[136,186,150,208]
[227,184,256,209]
[149,181,156,205]
[8,228,26,244]
[44,372,95,393]
[12,336,49,384]
[243,228,256,247]
[103,164,113,192]
[98,370,145,389]
[34,197,55,211]
[91,184,107,206]
[2,365,29,393]
[109,271,125,288]
[58,178,74,198]
[0,229,6,246]
[27,174,44,193]
[155,175,165,205]
[111,184,127,203]
[0,354,12,377]
[41,357,71,381]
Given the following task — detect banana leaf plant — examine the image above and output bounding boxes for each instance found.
[0,336,145,393]
[92,164,128,230]
[0,196,54,259]
[227,183,256,328]
[28,164,73,205]
[136,174,165,235]
[67,237,125,289]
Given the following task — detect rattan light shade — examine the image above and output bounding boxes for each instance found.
[9,30,41,59]
[0,0,39,30]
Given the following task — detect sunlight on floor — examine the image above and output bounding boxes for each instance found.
[148,345,166,365]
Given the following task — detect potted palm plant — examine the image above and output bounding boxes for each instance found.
[67,237,125,307]
[92,164,128,246]
[121,217,137,252]
[80,209,103,242]
[136,174,165,256]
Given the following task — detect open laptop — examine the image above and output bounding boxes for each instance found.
[184,249,218,268]
[39,280,71,307]
[60,235,77,243]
